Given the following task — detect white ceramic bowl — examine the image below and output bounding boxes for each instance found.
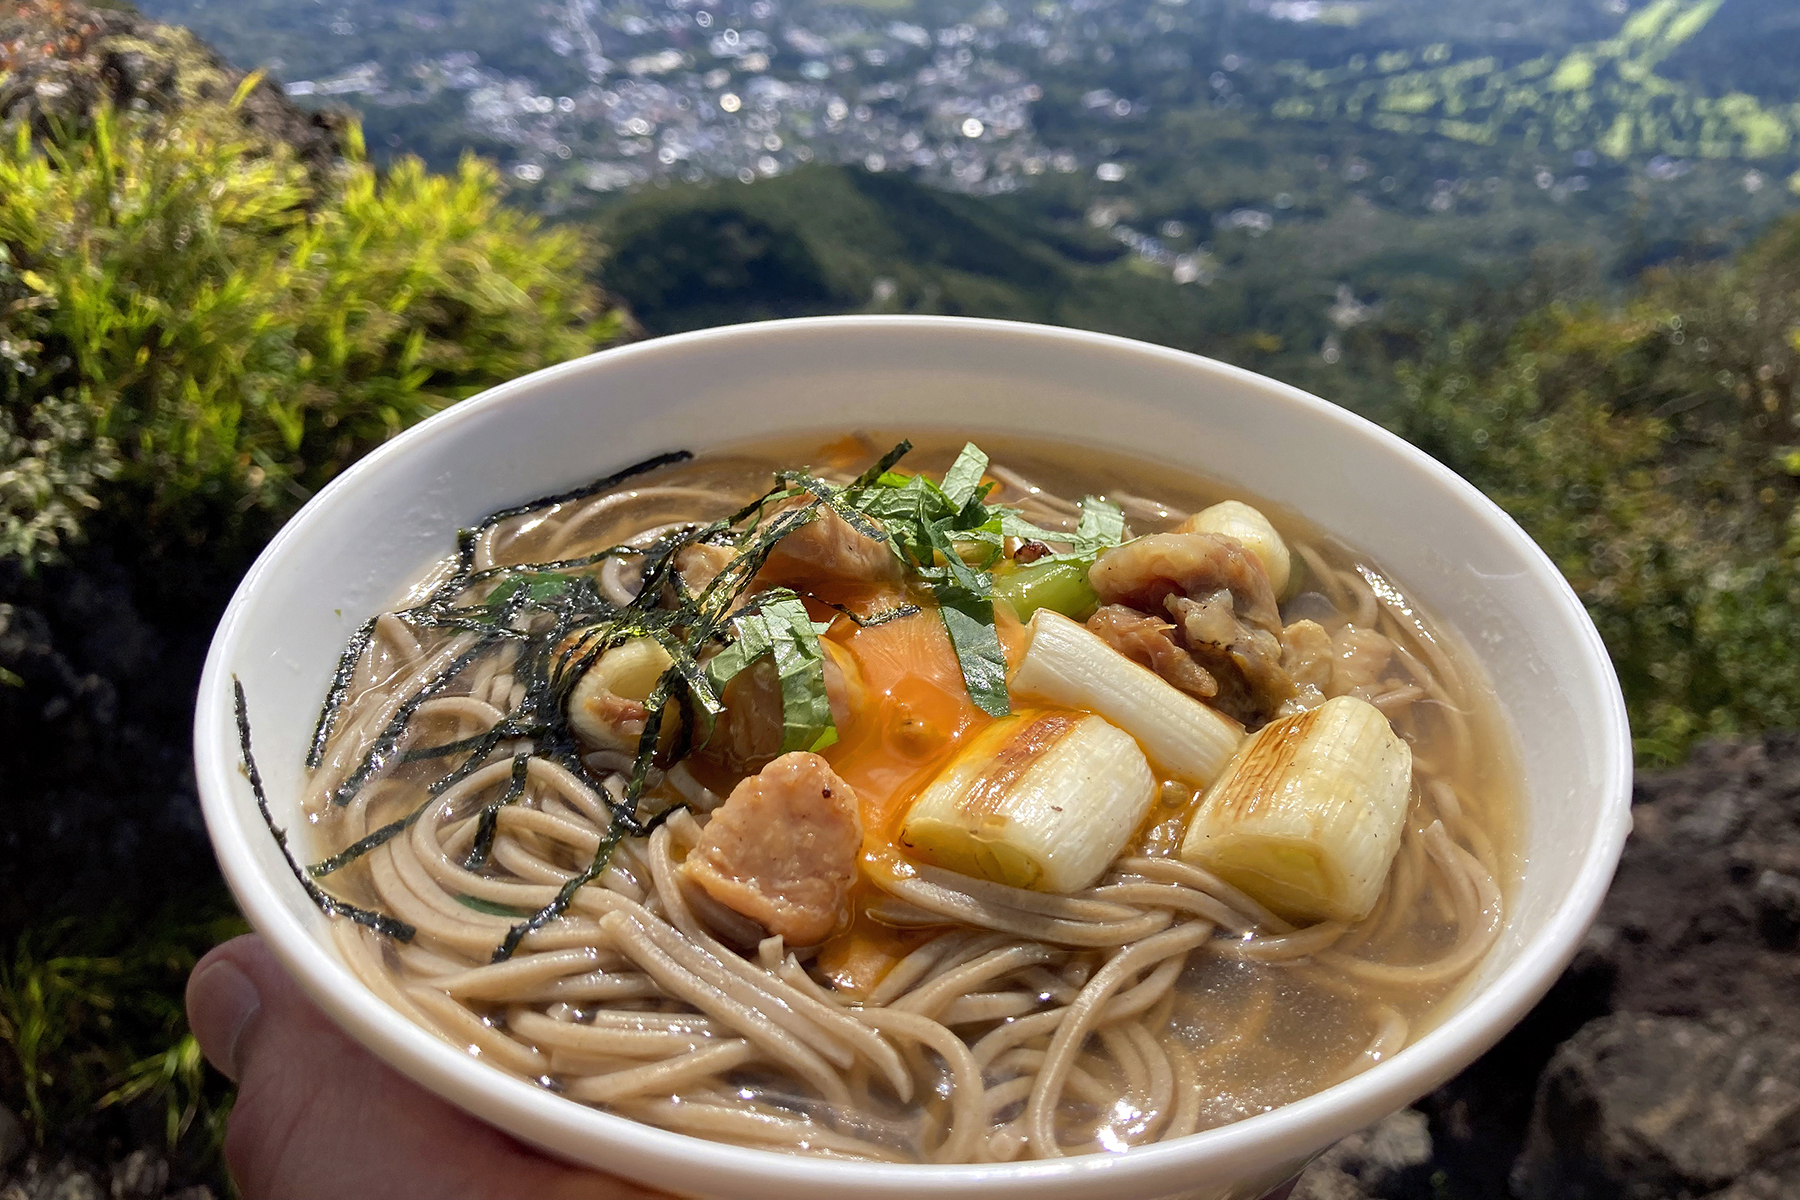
[195,316,1632,1200]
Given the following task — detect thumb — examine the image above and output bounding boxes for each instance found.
[187,933,662,1200]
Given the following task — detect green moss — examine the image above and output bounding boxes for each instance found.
[1391,216,1800,764]
[0,90,623,566]
[1547,53,1596,93]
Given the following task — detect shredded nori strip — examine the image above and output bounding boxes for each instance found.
[235,679,415,941]
[484,510,807,962]
[398,721,541,765]
[301,737,532,878]
[306,806,420,878]
[850,439,913,490]
[773,470,890,543]
[278,439,1042,951]
[328,637,503,807]
[305,615,379,769]
[424,725,521,798]
[462,753,532,872]
[492,819,626,963]
[818,599,923,628]
[456,894,532,918]
[471,450,695,539]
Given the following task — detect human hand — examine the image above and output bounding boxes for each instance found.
[186,934,663,1200]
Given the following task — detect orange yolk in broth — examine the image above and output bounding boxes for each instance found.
[813,595,1030,993]
[821,603,988,847]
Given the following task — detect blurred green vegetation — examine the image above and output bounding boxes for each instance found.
[0,86,620,567]
[0,907,247,1171]
[1394,216,1800,762]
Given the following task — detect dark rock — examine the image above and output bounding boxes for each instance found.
[0,0,348,174]
[1756,871,1800,947]
[1699,1170,1800,1200]
[0,540,230,933]
[1595,732,1800,1028]
[48,1173,103,1200]
[1293,1109,1435,1200]
[107,1150,165,1200]
[0,1108,24,1174]
[1512,1011,1800,1200]
[1413,927,1617,1200]
[0,1160,113,1200]
[1416,731,1800,1200]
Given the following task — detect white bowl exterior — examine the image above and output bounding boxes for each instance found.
[195,317,1632,1200]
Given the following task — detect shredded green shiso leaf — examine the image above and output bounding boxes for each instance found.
[844,442,1124,715]
[243,440,1128,958]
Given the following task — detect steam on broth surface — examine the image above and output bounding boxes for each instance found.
[261,433,1517,1163]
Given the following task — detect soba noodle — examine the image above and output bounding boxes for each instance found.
[253,434,1516,1164]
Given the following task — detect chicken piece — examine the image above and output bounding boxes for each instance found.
[701,641,864,774]
[674,541,736,598]
[679,752,864,945]
[760,502,899,586]
[1330,627,1395,699]
[1087,604,1219,699]
[1280,619,1334,692]
[1167,591,1292,725]
[1089,533,1281,635]
[1088,533,1293,725]
[1273,618,1332,716]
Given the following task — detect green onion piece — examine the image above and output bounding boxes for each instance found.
[455,894,531,917]
[992,560,1101,622]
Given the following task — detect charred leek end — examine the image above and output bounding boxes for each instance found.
[567,635,677,752]
[1177,501,1291,596]
[899,711,1155,893]
[1179,695,1411,923]
[1009,609,1242,787]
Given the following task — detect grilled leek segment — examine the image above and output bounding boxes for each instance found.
[1179,695,1411,923]
[1177,500,1292,596]
[1009,609,1242,787]
[567,635,677,752]
[899,711,1156,893]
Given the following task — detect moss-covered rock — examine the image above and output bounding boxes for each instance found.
[1,2,632,566]
[1,0,345,172]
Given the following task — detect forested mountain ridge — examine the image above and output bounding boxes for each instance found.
[133,0,1800,413]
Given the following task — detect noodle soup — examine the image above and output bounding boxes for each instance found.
[256,433,1517,1164]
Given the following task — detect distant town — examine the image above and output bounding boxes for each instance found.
[287,0,1110,196]
[255,0,1797,286]
[140,0,1800,298]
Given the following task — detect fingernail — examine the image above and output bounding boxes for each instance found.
[190,959,262,1082]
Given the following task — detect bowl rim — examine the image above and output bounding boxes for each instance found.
[194,314,1634,1194]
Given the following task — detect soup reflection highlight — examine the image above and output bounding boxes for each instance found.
[270,434,1516,1163]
